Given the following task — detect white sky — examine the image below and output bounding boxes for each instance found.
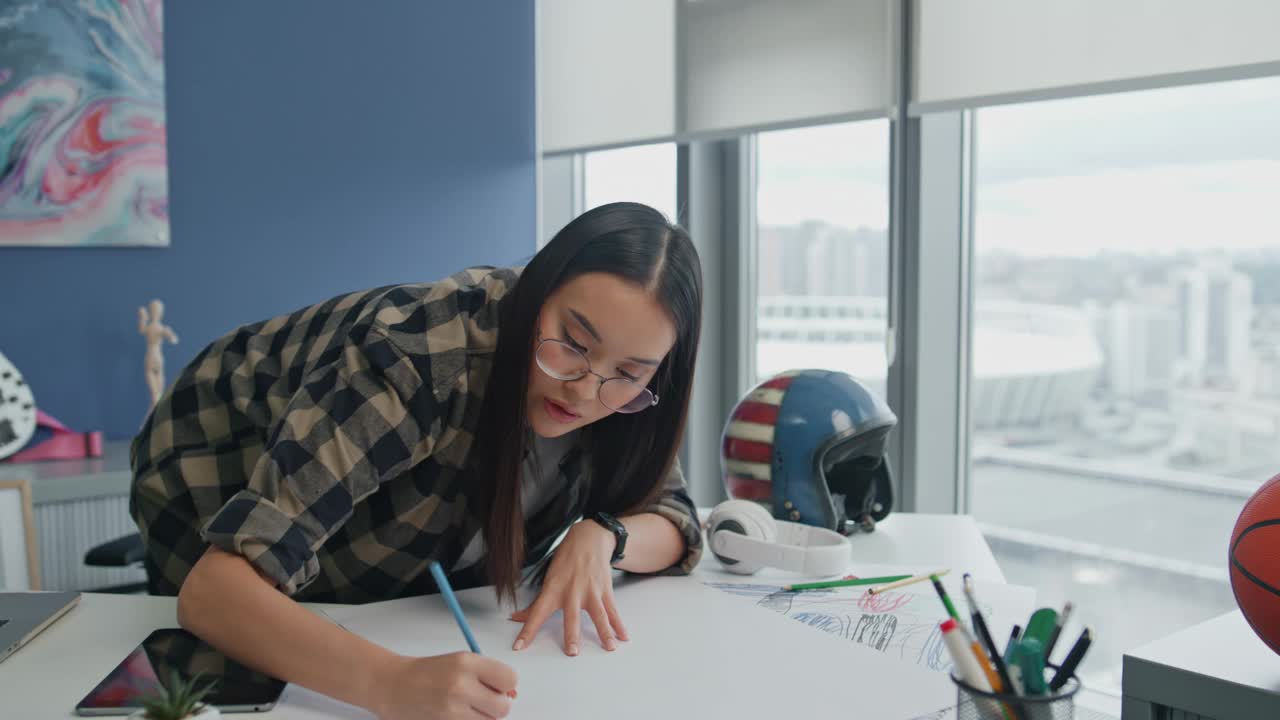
[975,75,1280,257]
[581,74,1280,259]
[976,159,1280,257]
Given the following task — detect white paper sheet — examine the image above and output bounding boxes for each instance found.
[308,575,956,719]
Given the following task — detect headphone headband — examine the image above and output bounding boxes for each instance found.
[706,500,850,576]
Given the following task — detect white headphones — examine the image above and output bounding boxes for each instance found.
[705,500,851,576]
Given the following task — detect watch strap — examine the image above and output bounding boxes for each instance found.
[592,511,627,563]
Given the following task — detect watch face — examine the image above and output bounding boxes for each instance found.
[0,352,36,460]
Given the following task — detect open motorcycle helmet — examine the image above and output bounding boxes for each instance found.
[721,369,896,534]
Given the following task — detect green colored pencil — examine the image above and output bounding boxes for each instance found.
[785,574,912,592]
[930,574,963,625]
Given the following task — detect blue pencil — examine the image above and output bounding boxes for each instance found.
[429,560,481,654]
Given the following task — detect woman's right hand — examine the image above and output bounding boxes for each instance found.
[370,652,518,720]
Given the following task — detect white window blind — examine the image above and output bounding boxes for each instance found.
[679,0,892,139]
[914,0,1280,112]
[538,0,677,155]
[540,0,893,154]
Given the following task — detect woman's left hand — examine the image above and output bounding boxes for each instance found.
[509,519,629,656]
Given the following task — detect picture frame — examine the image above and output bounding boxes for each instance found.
[0,478,40,591]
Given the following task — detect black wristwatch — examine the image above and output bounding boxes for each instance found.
[591,511,628,564]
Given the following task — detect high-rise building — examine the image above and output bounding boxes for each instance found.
[773,223,814,295]
[1206,268,1253,389]
[758,226,785,296]
[1257,346,1280,399]
[1172,263,1254,390]
[1103,301,1178,399]
[1174,268,1209,386]
[758,221,888,298]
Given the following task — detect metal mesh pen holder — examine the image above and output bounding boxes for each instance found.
[950,667,1081,720]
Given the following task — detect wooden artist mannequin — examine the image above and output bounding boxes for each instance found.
[139,299,178,407]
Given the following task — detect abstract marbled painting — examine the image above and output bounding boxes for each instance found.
[0,0,167,247]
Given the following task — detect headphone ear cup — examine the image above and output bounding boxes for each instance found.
[740,500,778,544]
[707,500,778,574]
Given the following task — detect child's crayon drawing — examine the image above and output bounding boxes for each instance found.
[705,578,1032,678]
[706,578,1033,720]
[706,582,958,672]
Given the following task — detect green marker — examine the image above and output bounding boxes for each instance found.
[1023,608,1059,648]
[1016,637,1048,695]
[785,574,911,592]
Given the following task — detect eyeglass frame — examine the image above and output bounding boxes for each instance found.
[533,336,660,413]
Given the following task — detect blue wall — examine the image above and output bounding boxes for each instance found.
[0,2,536,440]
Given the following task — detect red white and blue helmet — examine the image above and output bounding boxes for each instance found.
[721,369,897,534]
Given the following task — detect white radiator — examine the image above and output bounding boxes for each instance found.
[34,496,146,591]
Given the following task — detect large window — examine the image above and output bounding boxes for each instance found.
[754,121,890,390]
[583,143,678,222]
[969,76,1280,697]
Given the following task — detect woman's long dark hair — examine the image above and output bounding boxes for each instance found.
[473,202,702,604]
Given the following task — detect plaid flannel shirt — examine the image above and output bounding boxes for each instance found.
[130,267,702,603]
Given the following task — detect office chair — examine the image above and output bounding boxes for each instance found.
[83,533,147,594]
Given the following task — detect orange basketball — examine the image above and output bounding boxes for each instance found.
[1229,473,1280,655]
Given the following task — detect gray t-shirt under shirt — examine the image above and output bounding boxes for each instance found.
[452,429,580,572]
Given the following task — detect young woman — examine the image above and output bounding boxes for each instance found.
[129,202,704,719]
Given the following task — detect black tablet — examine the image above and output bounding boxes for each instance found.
[75,628,287,715]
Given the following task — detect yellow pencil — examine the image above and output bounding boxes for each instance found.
[867,569,950,595]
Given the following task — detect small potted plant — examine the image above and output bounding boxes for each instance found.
[128,669,220,720]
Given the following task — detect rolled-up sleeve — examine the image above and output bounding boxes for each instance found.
[202,491,317,593]
[634,457,704,575]
[202,326,451,595]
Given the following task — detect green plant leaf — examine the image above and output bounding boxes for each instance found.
[136,668,219,719]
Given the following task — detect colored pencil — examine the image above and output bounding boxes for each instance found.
[930,574,963,625]
[430,561,481,654]
[867,569,950,595]
[430,561,518,699]
[785,574,911,591]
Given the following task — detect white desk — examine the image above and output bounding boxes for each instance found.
[1122,610,1280,719]
[0,513,1003,718]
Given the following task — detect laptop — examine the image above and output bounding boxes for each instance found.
[0,591,81,663]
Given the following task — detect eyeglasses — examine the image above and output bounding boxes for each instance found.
[534,338,659,413]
